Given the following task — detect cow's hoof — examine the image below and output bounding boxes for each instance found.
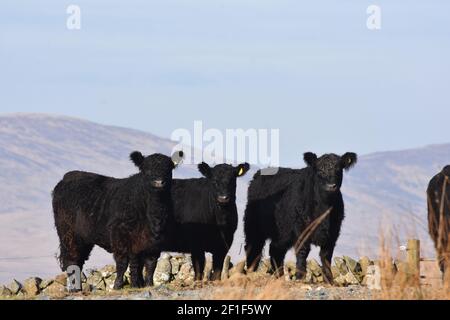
[144,280,154,287]
[113,282,124,290]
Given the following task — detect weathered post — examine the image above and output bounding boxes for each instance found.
[407,239,420,283]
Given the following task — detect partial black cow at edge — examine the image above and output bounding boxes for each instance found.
[52,150,184,290]
[427,165,450,278]
[155,162,250,281]
[244,152,357,284]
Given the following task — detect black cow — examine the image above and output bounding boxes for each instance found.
[155,162,250,281]
[244,152,357,283]
[427,165,450,278]
[52,151,183,289]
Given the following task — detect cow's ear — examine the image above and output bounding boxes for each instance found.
[198,162,212,178]
[341,152,357,171]
[236,163,250,177]
[130,151,145,169]
[303,152,317,168]
[172,150,184,168]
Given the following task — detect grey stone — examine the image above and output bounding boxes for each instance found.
[154,253,172,286]
[230,260,246,276]
[43,281,66,298]
[203,259,212,280]
[359,256,372,275]
[334,257,348,275]
[54,273,68,285]
[176,259,194,284]
[344,271,361,285]
[87,270,103,287]
[331,266,340,279]
[93,279,107,291]
[344,256,362,275]
[0,285,12,297]
[23,277,42,296]
[257,259,272,274]
[307,259,322,277]
[99,265,116,278]
[334,274,346,286]
[39,279,54,290]
[7,279,22,294]
[170,257,181,275]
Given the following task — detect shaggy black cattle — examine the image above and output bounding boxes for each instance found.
[427,165,450,277]
[52,151,183,289]
[156,162,250,281]
[244,152,357,283]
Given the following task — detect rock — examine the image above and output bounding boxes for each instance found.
[285,261,296,277]
[334,274,347,287]
[344,271,361,285]
[359,256,372,276]
[82,283,92,294]
[334,257,348,275]
[100,265,116,278]
[93,279,107,291]
[104,273,118,291]
[304,269,313,283]
[39,279,54,290]
[331,266,340,279]
[221,256,231,281]
[176,258,195,284]
[0,285,12,297]
[43,281,66,298]
[154,253,172,286]
[23,277,42,296]
[230,260,246,276]
[54,273,68,285]
[313,275,324,283]
[170,257,181,275]
[307,259,322,277]
[7,279,22,295]
[344,256,362,275]
[257,259,272,274]
[86,270,107,290]
[203,259,212,280]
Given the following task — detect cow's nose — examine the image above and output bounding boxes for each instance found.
[152,179,166,188]
[217,195,230,203]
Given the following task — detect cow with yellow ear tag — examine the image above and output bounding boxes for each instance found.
[141,162,250,282]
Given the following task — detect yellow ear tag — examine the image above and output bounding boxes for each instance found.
[238,167,244,176]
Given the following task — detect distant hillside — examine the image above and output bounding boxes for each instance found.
[0,113,448,283]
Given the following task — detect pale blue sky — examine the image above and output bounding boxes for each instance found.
[1,1,449,165]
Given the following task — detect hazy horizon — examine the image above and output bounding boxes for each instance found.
[1,1,450,166]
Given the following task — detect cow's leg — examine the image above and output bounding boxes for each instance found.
[319,243,335,285]
[192,251,206,281]
[245,239,265,273]
[269,242,287,278]
[211,251,226,281]
[295,242,311,281]
[136,258,145,288]
[113,255,129,290]
[129,254,144,288]
[143,254,159,287]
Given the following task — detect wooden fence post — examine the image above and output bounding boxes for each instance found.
[407,239,420,283]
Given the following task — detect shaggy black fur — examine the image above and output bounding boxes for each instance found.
[427,165,450,277]
[160,162,250,281]
[244,152,357,284]
[52,151,183,290]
